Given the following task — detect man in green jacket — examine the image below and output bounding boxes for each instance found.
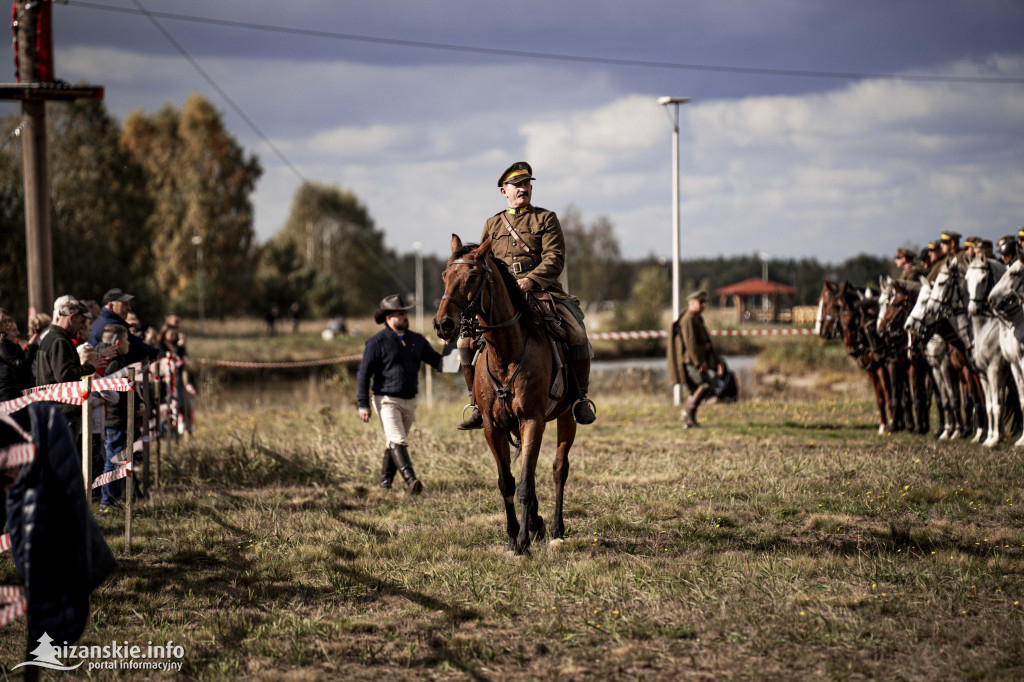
[455,161,596,429]
[675,290,723,429]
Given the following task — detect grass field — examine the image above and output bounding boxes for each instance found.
[2,376,1022,680]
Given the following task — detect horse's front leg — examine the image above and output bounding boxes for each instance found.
[483,424,519,546]
[550,412,577,544]
[512,418,545,555]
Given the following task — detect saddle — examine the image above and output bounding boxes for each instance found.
[526,290,569,342]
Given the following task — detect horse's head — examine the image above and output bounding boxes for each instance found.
[988,260,1024,322]
[815,280,840,339]
[905,276,932,337]
[966,255,1005,316]
[433,234,494,342]
[876,276,893,334]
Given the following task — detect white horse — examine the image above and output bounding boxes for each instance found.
[905,276,963,439]
[965,256,1008,446]
[987,260,1024,447]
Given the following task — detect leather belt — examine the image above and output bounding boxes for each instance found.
[509,260,539,275]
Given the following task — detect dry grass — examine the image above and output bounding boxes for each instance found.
[1,383,1022,679]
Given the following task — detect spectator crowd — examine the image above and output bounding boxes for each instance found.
[0,288,192,510]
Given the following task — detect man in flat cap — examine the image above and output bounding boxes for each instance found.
[453,161,597,430]
[89,288,159,364]
[357,294,443,494]
[32,297,97,444]
[894,247,925,282]
[670,290,723,428]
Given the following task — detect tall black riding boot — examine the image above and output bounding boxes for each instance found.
[572,358,597,425]
[379,446,397,489]
[683,384,713,429]
[389,443,423,495]
[457,364,483,430]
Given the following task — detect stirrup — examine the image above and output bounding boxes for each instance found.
[572,398,597,425]
[457,403,483,430]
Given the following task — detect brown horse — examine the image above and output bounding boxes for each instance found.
[835,283,894,433]
[433,235,578,555]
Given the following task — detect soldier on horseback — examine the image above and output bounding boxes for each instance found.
[455,162,597,430]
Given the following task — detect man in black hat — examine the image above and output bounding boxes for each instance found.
[89,288,159,364]
[453,161,597,430]
[357,294,443,494]
[672,290,723,429]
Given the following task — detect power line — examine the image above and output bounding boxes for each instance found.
[127,0,411,292]
[71,0,1024,85]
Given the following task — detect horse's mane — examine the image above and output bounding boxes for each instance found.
[448,245,542,329]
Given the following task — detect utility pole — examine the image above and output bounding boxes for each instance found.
[3,1,103,319]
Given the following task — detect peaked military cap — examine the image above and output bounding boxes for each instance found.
[980,239,993,250]
[1018,226,1024,239]
[927,240,939,251]
[688,290,708,302]
[940,230,961,243]
[895,247,915,260]
[498,161,534,187]
[963,235,981,248]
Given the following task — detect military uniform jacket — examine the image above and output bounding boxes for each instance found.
[482,205,567,297]
[900,264,926,282]
[928,252,967,281]
[679,310,718,368]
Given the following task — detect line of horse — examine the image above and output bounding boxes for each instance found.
[816,255,1024,447]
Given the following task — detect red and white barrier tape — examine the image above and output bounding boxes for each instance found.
[0,596,26,626]
[91,462,136,490]
[0,442,36,469]
[0,533,9,553]
[0,371,141,416]
[0,585,23,602]
[587,328,814,340]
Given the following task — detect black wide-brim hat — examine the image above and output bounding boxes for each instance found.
[374,294,415,324]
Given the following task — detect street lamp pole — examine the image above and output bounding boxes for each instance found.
[658,96,690,406]
[191,234,205,336]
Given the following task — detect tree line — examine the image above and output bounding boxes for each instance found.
[0,93,893,329]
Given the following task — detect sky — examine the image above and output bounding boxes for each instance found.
[7,0,1024,263]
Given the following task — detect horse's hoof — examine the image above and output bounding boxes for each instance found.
[878,424,886,435]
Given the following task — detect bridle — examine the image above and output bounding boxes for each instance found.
[967,260,997,317]
[442,254,531,447]
[442,256,522,336]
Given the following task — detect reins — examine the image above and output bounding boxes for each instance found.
[442,253,532,448]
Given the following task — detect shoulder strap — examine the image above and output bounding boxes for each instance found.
[499,212,531,254]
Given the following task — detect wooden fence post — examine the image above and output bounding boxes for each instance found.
[125,368,135,555]
[141,365,151,494]
[80,375,92,498]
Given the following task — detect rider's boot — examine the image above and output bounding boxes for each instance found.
[571,357,597,425]
[389,443,423,495]
[683,384,713,428]
[456,364,483,430]
[379,446,397,489]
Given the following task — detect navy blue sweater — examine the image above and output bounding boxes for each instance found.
[357,328,442,408]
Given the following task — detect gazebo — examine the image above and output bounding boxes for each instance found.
[713,277,799,324]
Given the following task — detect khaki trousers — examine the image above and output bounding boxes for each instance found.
[372,394,417,448]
